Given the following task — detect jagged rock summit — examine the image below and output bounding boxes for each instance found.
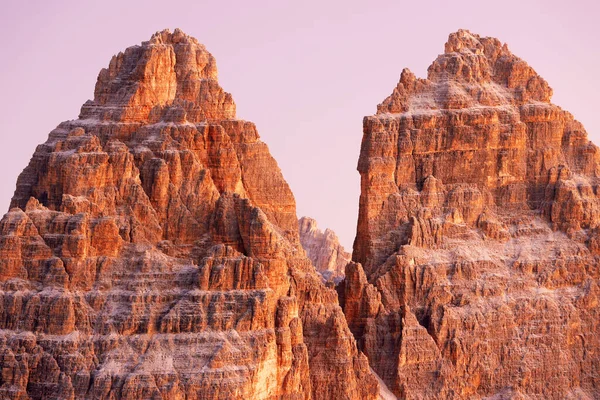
[376,29,553,117]
[80,28,234,124]
[0,29,379,400]
[343,29,600,399]
[298,217,351,283]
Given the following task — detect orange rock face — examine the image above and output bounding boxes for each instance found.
[344,30,600,399]
[298,217,351,283]
[0,29,378,400]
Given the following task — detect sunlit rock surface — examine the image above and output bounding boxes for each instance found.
[0,29,379,400]
[342,29,600,399]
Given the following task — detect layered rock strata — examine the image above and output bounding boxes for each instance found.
[298,217,351,283]
[0,29,378,400]
[343,29,600,399]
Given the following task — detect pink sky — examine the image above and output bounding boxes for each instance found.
[0,0,598,249]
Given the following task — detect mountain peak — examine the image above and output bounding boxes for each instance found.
[147,28,201,46]
[2,28,379,399]
[352,29,600,398]
[443,29,494,54]
[80,29,234,123]
[377,30,552,114]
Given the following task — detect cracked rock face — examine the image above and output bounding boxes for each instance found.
[0,29,378,400]
[298,217,351,283]
[343,29,600,399]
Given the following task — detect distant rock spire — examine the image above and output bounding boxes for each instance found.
[299,216,351,282]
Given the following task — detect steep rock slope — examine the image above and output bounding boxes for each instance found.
[342,30,600,399]
[298,217,351,282]
[0,29,378,400]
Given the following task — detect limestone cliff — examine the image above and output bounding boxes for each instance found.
[0,29,378,400]
[298,217,351,283]
[343,29,600,399]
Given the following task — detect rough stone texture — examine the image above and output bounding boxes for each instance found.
[344,29,600,399]
[0,29,378,400]
[298,217,351,283]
